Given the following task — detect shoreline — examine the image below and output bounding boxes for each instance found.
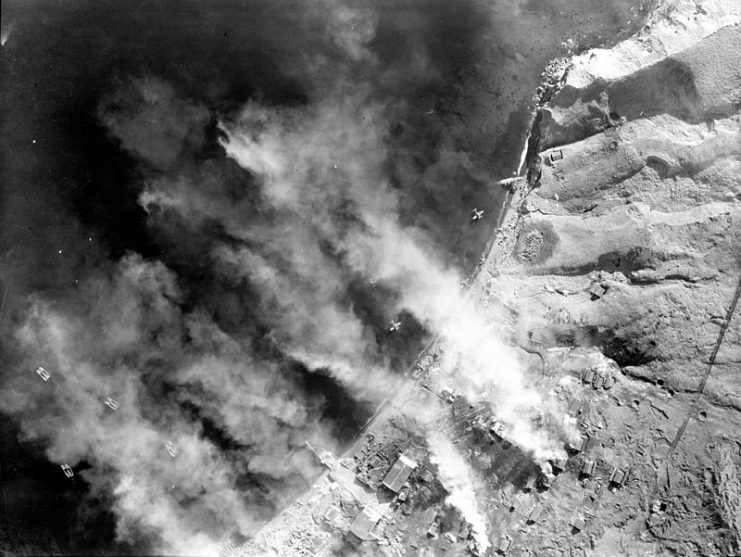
[237,4,670,553]
[240,62,557,553]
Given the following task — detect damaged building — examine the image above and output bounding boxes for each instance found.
[382,454,418,493]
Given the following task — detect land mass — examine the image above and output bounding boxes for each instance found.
[232,1,741,556]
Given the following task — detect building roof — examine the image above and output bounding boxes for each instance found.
[580,460,595,476]
[569,435,587,453]
[527,505,543,523]
[497,535,512,554]
[382,454,417,493]
[349,507,381,541]
[587,282,606,298]
[610,467,628,486]
[419,468,434,482]
[567,398,583,417]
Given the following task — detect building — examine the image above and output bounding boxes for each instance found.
[568,435,588,453]
[580,459,596,478]
[349,507,381,541]
[496,535,512,554]
[307,536,325,556]
[527,505,543,524]
[418,467,435,483]
[551,455,568,473]
[567,398,583,417]
[322,505,340,526]
[610,467,629,487]
[489,420,505,439]
[538,472,553,490]
[382,454,417,493]
[587,282,606,299]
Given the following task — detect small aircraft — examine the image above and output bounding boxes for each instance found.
[104,396,119,411]
[471,208,485,222]
[61,464,74,478]
[388,320,402,333]
[36,366,50,382]
[166,441,178,458]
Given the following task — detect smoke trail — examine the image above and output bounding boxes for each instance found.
[0,0,580,552]
[219,87,567,463]
[90,4,567,543]
[428,430,489,551]
[0,255,336,554]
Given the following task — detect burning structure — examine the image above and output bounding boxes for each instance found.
[7,1,737,556]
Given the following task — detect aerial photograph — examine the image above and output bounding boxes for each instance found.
[1,0,740,555]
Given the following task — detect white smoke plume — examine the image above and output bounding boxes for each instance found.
[428,430,490,551]
[1,255,334,554]
[219,87,567,463]
[1,0,570,552]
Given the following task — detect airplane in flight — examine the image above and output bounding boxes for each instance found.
[471,208,484,222]
[166,441,178,458]
[36,366,50,382]
[388,320,402,333]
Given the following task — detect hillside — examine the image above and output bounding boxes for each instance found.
[491,1,741,553]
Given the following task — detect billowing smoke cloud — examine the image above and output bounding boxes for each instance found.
[1,254,336,554]
[428,430,489,552]
[0,0,577,553]
[218,81,567,462]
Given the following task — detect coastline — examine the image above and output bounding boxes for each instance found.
[230,1,741,554]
